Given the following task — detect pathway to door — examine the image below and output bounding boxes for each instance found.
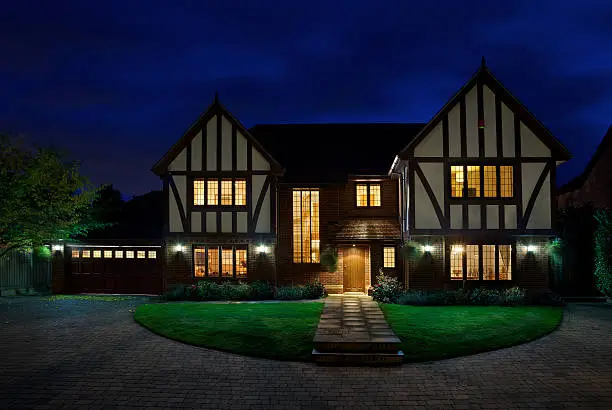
[312,293,404,364]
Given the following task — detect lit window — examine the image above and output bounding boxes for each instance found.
[500,166,513,197]
[369,184,381,207]
[194,248,206,277]
[126,250,134,259]
[484,166,497,197]
[221,248,233,277]
[383,247,395,268]
[466,245,479,280]
[221,179,233,205]
[451,166,464,197]
[356,183,381,207]
[137,251,146,259]
[467,166,480,197]
[292,189,320,263]
[71,249,80,258]
[115,250,123,258]
[82,250,91,258]
[148,250,157,259]
[499,245,512,280]
[208,247,219,277]
[104,250,113,258]
[207,179,218,205]
[356,184,368,207]
[93,250,102,258]
[450,245,464,280]
[482,245,495,280]
[234,179,246,206]
[236,249,247,276]
[194,180,205,205]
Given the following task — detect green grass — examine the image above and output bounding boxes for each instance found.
[380,304,564,362]
[134,302,324,361]
[45,294,140,302]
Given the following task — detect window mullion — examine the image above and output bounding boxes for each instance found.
[478,244,483,281]
[496,166,501,198]
[495,244,499,281]
[463,165,468,198]
[218,246,222,278]
[232,247,236,278]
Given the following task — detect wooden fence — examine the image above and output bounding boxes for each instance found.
[0,248,52,294]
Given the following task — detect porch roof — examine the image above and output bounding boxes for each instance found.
[335,218,400,241]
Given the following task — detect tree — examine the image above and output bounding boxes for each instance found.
[0,134,106,259]
[593,209,612,297]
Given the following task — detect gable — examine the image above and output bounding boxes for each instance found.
[151,97,282,175]
[399,63,570,161]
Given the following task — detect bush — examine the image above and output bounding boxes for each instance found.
[275,286,305,300]
[397,290,429,305]
[165,285,187,301]
[320,247,338,273]
[250,281,274,300]
[302,281,327,299]
[502,286,526,306]
[469,287,502,306]
[526,290,565,306]
[594,209,612,297]
[372,269,403,303]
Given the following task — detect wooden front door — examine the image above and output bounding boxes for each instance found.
[343,247,365,292]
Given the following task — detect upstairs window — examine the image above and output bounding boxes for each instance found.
[450,165,514,198]
[196,178,247,206]
[356,183,381,207]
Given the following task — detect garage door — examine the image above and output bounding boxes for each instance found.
[68,246,162,295]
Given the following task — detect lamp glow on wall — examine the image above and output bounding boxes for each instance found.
[526,244,538,253]
[256,244,269,254]
[51,244,63,252]
[174,244,184,253]
[422,245,434,253]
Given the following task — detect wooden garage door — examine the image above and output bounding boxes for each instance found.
[68,247,162,294]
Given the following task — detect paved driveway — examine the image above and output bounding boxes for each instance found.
[1,297,612,409]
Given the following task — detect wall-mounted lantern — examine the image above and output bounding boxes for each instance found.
[422,245,434,253]
[256,244,269,254]
[174,244,185,253]
[526,245,538,253]
[51,244,63,252]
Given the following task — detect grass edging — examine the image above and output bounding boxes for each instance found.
[134,302,324,362]
[380,304,564,363]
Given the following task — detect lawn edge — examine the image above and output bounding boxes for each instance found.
[133,302,322,363]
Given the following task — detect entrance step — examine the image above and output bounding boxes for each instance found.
[314,338,401,353]
[312,349,404,366]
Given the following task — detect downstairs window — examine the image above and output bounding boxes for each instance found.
[450,244,512,281]
[194,245,248,278]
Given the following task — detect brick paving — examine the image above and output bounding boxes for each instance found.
[1,297,612,409]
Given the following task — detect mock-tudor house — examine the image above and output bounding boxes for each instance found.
[145,60,570,295]
[558,125,612,210]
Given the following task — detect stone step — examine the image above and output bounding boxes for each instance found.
[312,349,404,366]
[313,339,401,353]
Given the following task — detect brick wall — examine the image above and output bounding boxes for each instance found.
[340,178,399,218]
[406,236,446,289]
[515,236,550,290]
[163,237,276,291]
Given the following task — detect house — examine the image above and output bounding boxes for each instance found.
[146,59,570,294]
[558,125,612,209]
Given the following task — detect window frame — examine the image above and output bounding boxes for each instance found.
[355,182,382,208]
[448,243,514,282]
[193,244,248,278]
[449,164,515,200]
[193,177,248,208]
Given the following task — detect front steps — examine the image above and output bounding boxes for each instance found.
[312,294,404,366]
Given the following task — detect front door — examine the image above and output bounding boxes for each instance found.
[343,247,365,292]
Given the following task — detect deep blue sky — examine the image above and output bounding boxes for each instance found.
[1,1,611,197]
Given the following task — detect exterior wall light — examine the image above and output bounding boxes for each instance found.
[526,245,538,253]
[51,244,63,252]
[256,244,269,254]
[423,245,434,253]
[174,244,184,253]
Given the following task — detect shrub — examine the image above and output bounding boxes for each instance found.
[397,290,429,305]
[165,285,187,301]
[250,281,274,300]
[320,247,338,273]
[302,281,327,299]
[230,282,253,300]
[469,287,501,306]
[502,286,526,306]
[594,209,612,297]
[453,288,469,305]
[372,269,403,303]
[526,290,565,306]
[195,281,222,300]
[275,286,305,300]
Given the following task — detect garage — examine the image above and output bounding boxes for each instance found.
[67,245,162,295]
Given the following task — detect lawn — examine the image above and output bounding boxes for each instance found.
[380,304,564,362]
[134,302,324,361]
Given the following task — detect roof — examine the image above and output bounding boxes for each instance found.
[397,60,572,161]
[248,123,425,183]
[334,218,400,241]
[558,125,612,194]
[151,95,283,176]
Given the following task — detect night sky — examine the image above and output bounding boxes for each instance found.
[2,1,611,197]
